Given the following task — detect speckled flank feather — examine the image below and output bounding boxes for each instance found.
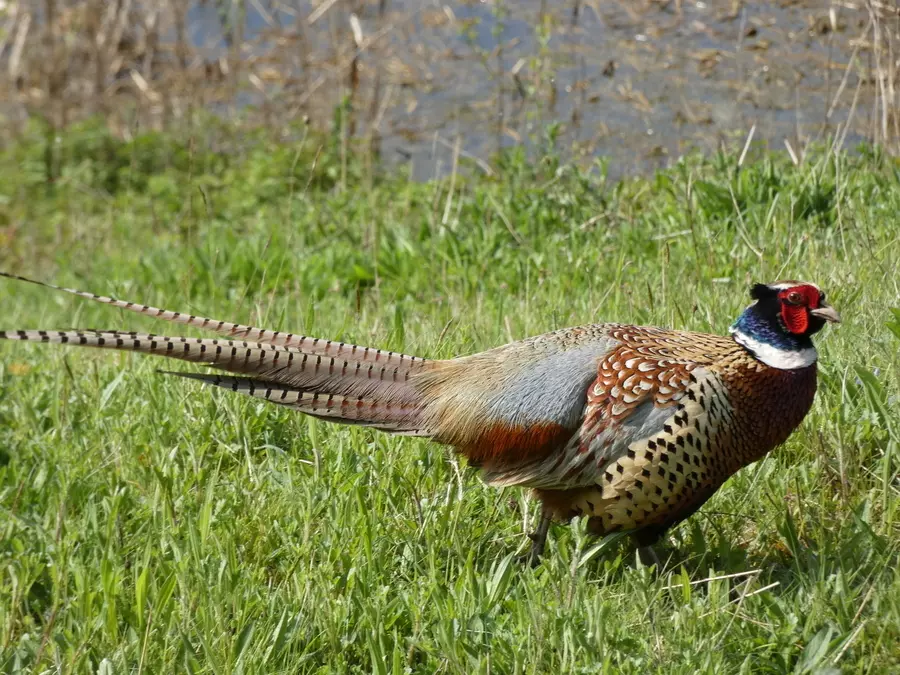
[1,272,833,553]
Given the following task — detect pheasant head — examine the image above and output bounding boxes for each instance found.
[730,280,841,370]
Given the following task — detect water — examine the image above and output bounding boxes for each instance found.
[184,1,874,179]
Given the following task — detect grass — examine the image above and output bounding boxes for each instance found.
[0,119,898,673]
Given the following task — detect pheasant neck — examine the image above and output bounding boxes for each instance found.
[729,303,817,370]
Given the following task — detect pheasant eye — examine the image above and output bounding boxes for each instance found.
[786,291,804,304]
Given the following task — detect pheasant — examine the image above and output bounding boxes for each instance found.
[0,272,839,564]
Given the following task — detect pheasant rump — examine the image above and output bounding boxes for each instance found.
[0,273,840,563]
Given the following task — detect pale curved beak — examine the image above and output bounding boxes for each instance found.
[811,304,841,323]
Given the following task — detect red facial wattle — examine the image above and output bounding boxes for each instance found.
[778,285,821,334]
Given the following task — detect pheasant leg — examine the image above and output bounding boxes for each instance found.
[632,525,667,569]
[637,545,662,568]
[523,507,552,567]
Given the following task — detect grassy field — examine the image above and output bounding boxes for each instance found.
[0,121,898,673]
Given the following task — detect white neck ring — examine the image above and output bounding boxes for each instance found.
[730,329,818,370]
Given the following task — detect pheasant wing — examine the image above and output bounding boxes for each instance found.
[413,326,621,469]
[471,327,731,490]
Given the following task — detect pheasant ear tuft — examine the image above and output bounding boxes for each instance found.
[749,283,775,300]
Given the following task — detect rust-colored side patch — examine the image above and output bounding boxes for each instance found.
[457,421,573,467]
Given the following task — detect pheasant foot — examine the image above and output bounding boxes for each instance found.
[637,545,662,568]
[519,507,552,567]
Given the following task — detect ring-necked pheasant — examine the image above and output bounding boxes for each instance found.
[0,273,839,564]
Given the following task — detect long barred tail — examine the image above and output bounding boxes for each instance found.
[0,274,437,435]
[163,371,430,434]
[0,271,425,370]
